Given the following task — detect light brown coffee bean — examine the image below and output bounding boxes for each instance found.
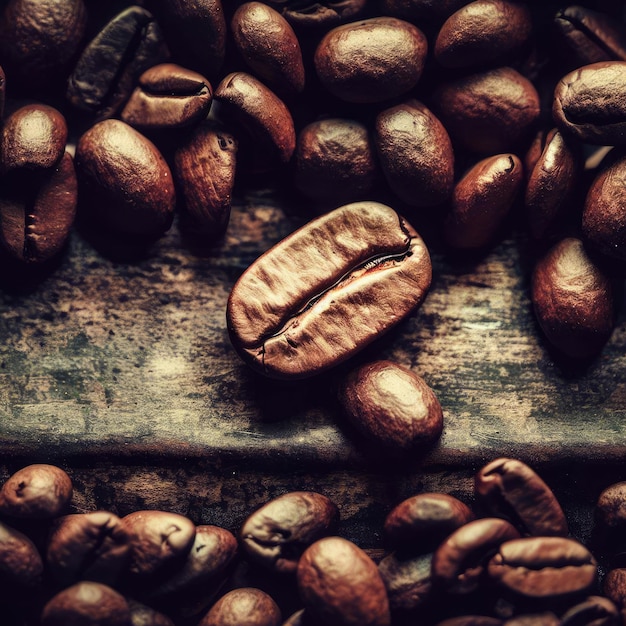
[197,587,282,626]
[0,519,43,588]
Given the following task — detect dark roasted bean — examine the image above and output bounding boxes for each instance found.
[0,520,43,588]
[560,595,620,626]
[197,587,282,626]
[268,0,367,30]
[378,551,433,614]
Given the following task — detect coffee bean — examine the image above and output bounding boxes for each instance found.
[379,0,471,22]
[435,617,503,626]
[226,201,432,379]
[197,587,282,626]
[531,237,615,358]
[297,536,391,626]
[337,360,443,451]
[503,613,560,625]
[560,595,620,626]
[0,464,72,519]
[374,99,454,207]
[0,520,43,588]
[474,458,568,538]
[314,17,428,103]
[127,598,175,626]
[378,551,433,614]
[121,63,212,131]
[271,0,367,30]
[603,569,626,610]
[596,482,626,531]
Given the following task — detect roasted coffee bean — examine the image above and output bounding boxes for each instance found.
[120,63,212,130]
[213,71,296,169]
[531,237,615,358]
[524,128,581,241]
[431,518,520,595]
[120,510,196,581]
[173,120,237,240]
[226,201,432,379]
[0,104,68,174]
[553,6,626,67]
[560,595,620,626]
[231,2,305,97]
[384,492,474,554]
[40,581,132,626]
[596,482,626,532]
[503,613,560,625]
[434,0,533,69]
[0,0,87,93]
[0,151,77,263]
[436,617,503,626]
[297,536,391,626]
[67,6,168,120]
[197,587,282,626]
[0,520,43,588]
[433,67,540,154]
[379,0,471,22]
[75,119,176,237]
[293,118,379,205]
[378,551,433,613]
[604,568,626,607]
[443,153,524,250]
[268,0,367,29]
[127,598,175,626]
[337,360,443,451]
[146,0,226,80]
[553,61,626,146]
[374,100,454,207]
[0,464,72,519]
[281,609,307,626]
[582,150,626,261]
[240,491,338,574]
[46,511,131,587]
[314,17,428,103]
[474,458,568,538]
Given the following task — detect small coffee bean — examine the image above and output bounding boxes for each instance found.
[314,17,428,103]
[46,511,131,587]
[603,569,626,609]
[503,613,560,626]
[443,153,524,250]
[374,99,454,207]
[197,587,282,626]
[488,537,597,603]
[596,482,626,531]
[553,61,626,146]
[474,458,568,537]
[0,520,43,588]
[379,0,472,22]
[66,6,168,119]
[121,63,212,131]
[41,581,132,626]
[75,119,176,237]
[231,2,305,96]
[531,237,615,358]
[384,492,474,555]
[127,598,175,626]
[560,595,620,626]
[431,518,520,595]
[337,360,443,451]
[297,536,391,626]
[0,464,72,519]
[272,0,367,30]
[434,0,533,69]
[378,551,433,613]
[241,491,338,575]
[226,201,432,379]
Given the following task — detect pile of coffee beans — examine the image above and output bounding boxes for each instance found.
[0,458,625,624]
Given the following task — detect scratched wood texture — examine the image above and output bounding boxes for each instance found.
[0,179,625,548]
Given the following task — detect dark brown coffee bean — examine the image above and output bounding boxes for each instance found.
[378,551,433,613]
[314,17,428,103]
[531,237,615,358]
[443,153,524,250]
[197,587,282,626]
[433,67,540,154]
[434,0,532,69]
[226,201,432,379]
[241,491,338,574]
[293,118,378,205]
[374,100,454,207]
[596,482,626,531]
[0,464,72,519]
[297,536,391,626]
[560,595,620,626]
[384,493,474,554]
[0,104,67,174]
[231,2,305,97]
[0,151,77,263]
[0,0,87,93]
[120,510,196,581]
[488,537,597,603]
[269,0,367,30]
[173,120,237,241]
[75,119,176,237]
[604,569,626,609]
[554,6,626,67]
[0,519,43,588]
[431,518,520,595]
[436,616,503,626]
[121,63,212,130]
[67,6,168,120]
[337,360,443,451]
[553,61,626,146]
[582,150,626,261]
[474,458,568,538]
[503,614,560,626]
[41,581,132,626]
[524,128,581,241]
[46,511,131,587]
[214,71,296,168]
[127,598,175,626]
[379,0,471,22]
